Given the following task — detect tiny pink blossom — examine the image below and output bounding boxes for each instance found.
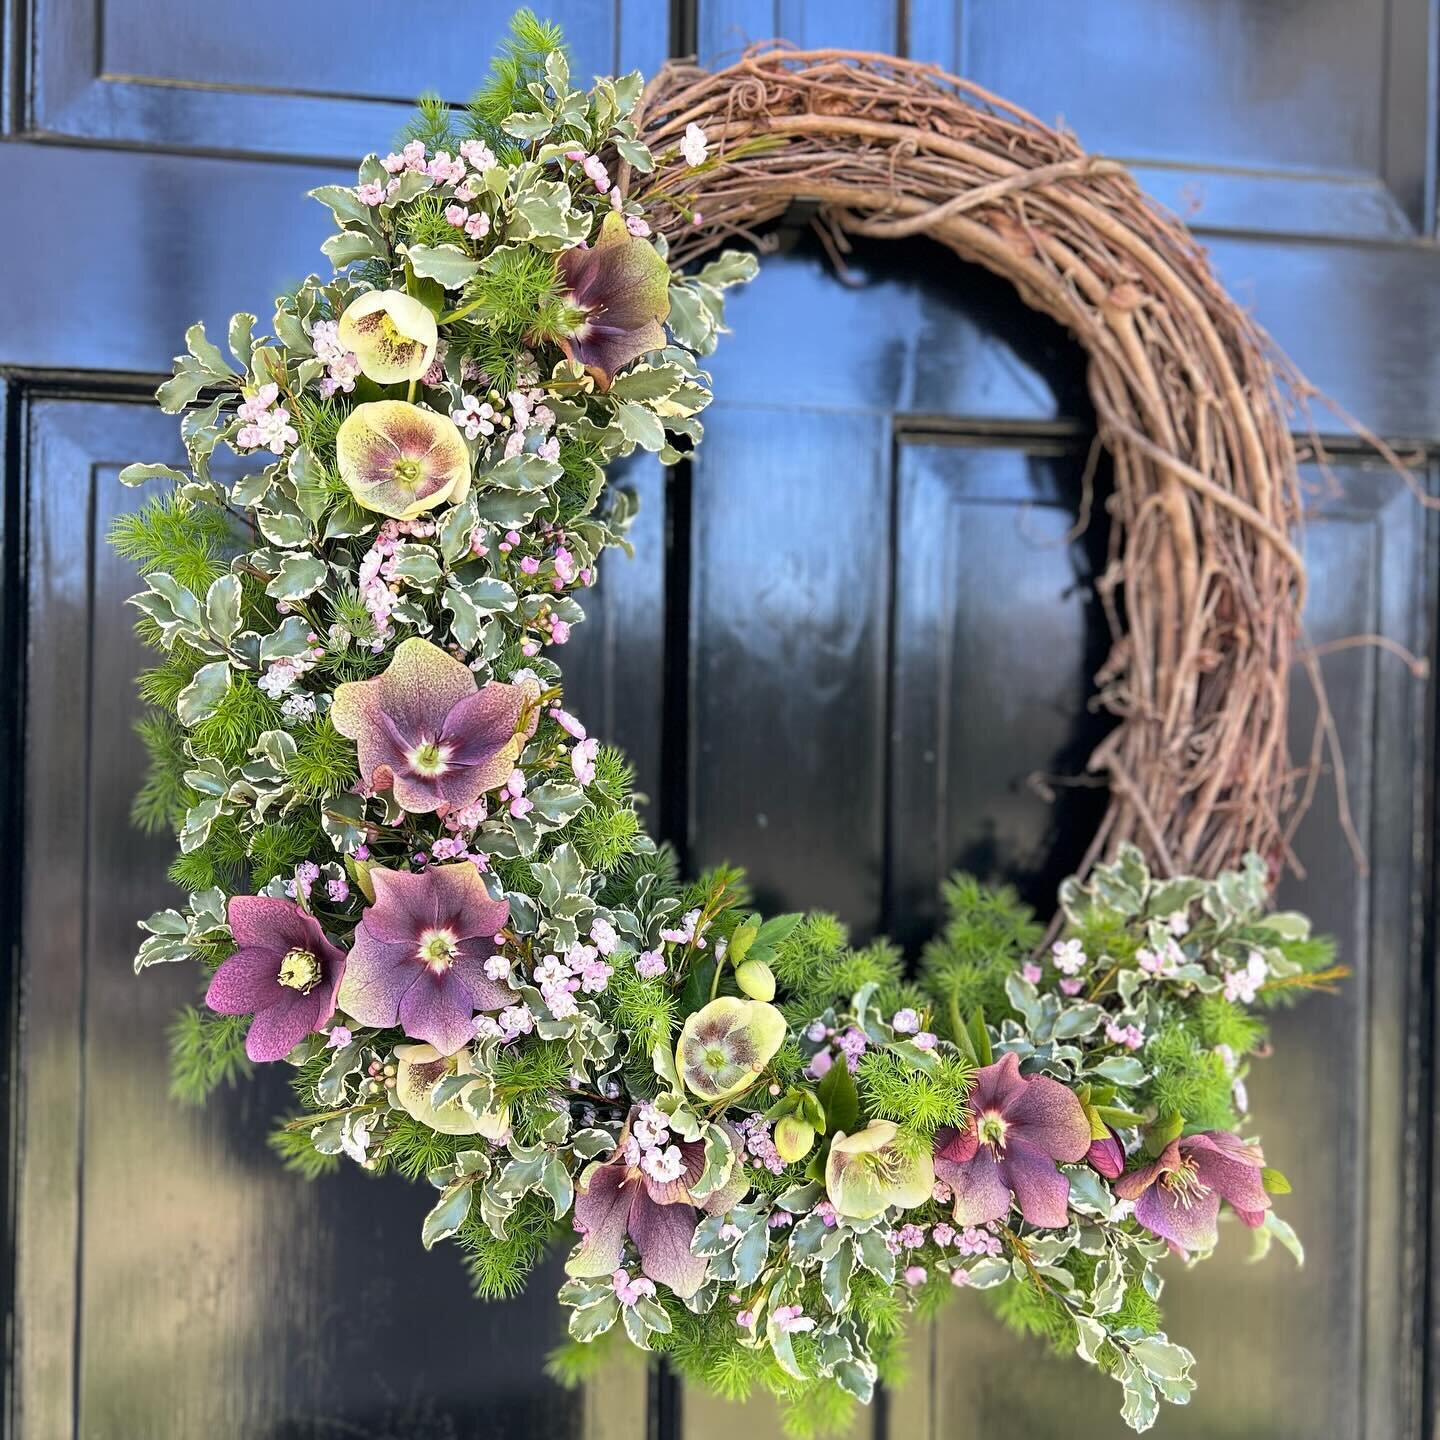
[1059,978,1085,996]
[358,181,386,205]
[625,214,652,237]
[635,949,666,979]
[572,736,599,785]
[1021,961,1043,985]
[583,154,610,191]
[904,1265,927,1286]
[551,707,586,740]
[326,1025,353,1049]
[464,212,490,239]
[772,1304,814,1335]
[680,123,709,167]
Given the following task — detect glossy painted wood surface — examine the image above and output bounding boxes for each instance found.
[5,1,1440,1438]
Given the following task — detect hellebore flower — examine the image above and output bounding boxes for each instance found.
[337,289,438,384]
[393,1041,510,1138]
[330,637,540,814]
[337,400,470,520]
[825,1119,935,1220]
[205,895,347,1062]
[1113,1131,1271,1251]
[566,1117,747,1297]
[555,211,671,389]
[932,1052,1091,1229]
[676,996,787,1100]
[336,863,514,1055]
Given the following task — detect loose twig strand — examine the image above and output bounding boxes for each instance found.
[633,45,1326,881]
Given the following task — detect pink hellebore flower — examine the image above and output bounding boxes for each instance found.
[336,862,514,1056]
[567,1114,747,1298]
[330,638,539,814]
[555,212,671,389]
[205,896,347,1061]
[932,1052,1091,1229]
[1113,1131,1271,1251]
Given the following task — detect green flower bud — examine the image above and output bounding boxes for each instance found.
[734,958,776,1001]
[774,1115,816,1163]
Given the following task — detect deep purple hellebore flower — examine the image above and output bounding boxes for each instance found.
[1113,1131,1271,1252]
[555,212,671,389]
[932,1051,1091,1229]
[335,863,514,1056]
[330,637,540,815]
[567,1117,747,1298]
[205,895,347,1062]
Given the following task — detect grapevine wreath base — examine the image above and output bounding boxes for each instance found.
[117,16,1344,1436]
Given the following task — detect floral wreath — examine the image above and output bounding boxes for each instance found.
[116,15,1343,1435]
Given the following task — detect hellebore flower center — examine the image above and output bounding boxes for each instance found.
[277,947,322,993]
[976,1112,1008,1151]
[418,929,460,972]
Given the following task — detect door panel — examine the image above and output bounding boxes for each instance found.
[24,0,666,160]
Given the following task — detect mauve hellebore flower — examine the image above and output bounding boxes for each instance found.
[336,400,470,520]
[556,212,671,389]
[1113,1131,1271,1252]
[932,1052,1091,1228]
[205,896,347,1061]
[330,637,539,814]
[567,1115,747,1297]
[335,863,514,1055]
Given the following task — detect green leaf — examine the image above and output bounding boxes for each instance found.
[421,1179,474,1249]
[1261,1166,1292,1195]
[156,365,208,414]
[204,574,242,643]
[613,136,654,172]
[308,183,374,232]
[265,553,329,601]
[322,230,385,267]
[473,490,547,528]
[676,957,717,1019]
[176,661,231,726]
[118,462,188,488]
[405,242,483,290]
[697,251,761,289]
[479,453,563,491]
[185,321,237,379]
[815,1055,859,1137]
[1092,1056,1146,1086]
[615,401,665,452]
[228,312,256,370]
[967,1008,993,1066]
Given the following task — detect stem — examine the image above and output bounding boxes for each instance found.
[1086,962,1122,1002]
[284,1099,384,1131]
